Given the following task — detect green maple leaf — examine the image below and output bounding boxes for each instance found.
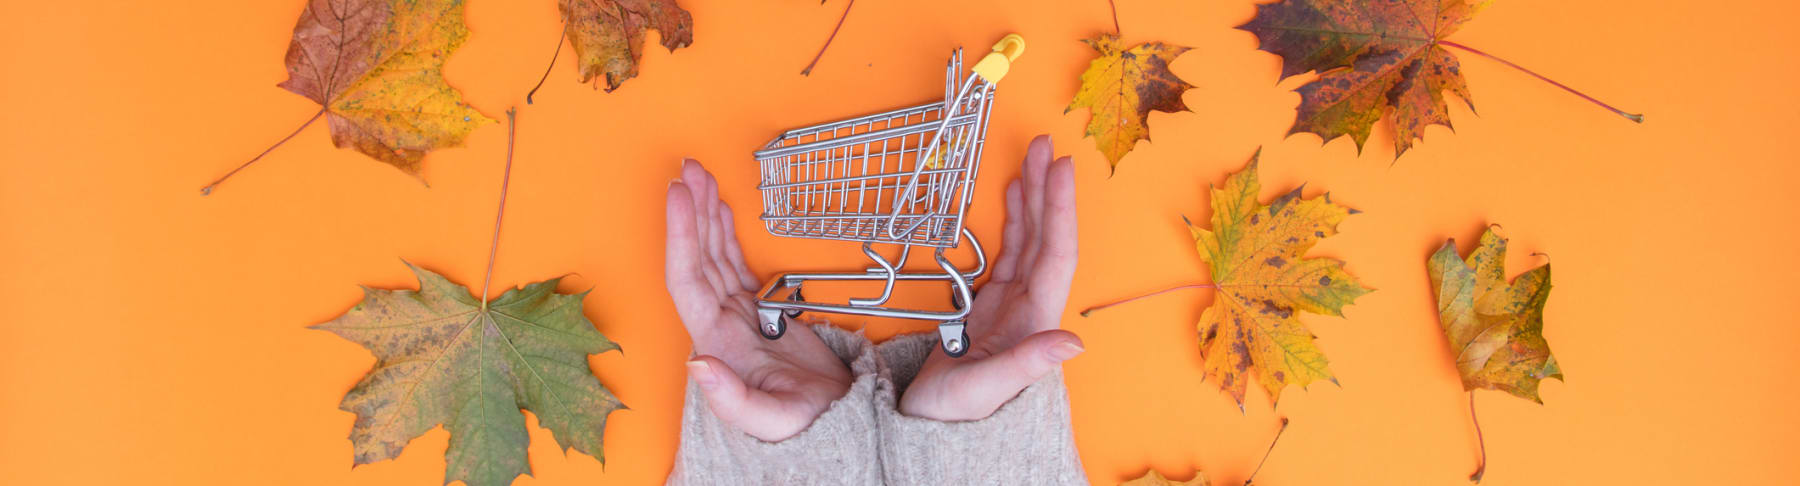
[315,261,624,486]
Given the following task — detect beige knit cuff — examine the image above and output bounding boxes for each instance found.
[871,333,1087,486]
[666,324,882,486]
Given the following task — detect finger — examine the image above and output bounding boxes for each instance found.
[941,330,1084,420]
[681,160,728,298]
[666,181,719,326]
[698,166,742,296]
[1017,135,1053,280]
[1027,156,1079,328]
[989,179,1026,283]
[687,356,817,441]
[718,202,761,292]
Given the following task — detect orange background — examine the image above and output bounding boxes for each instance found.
[3,0,1797,484]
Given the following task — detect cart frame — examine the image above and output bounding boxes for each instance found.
[750,37,1023,357]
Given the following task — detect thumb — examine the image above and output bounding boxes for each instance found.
[686,356,812,441]
[950,329,1085,417]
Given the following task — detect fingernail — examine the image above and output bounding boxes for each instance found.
[686,360,717,387]
[1048,341,1085,361]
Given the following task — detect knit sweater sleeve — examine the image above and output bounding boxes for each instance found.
[665,324,883,486]
[871,333,1087,486]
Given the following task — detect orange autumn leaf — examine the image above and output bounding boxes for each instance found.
[1188,152,1371,407]
[1121,469,1210,486]
[1427,227,1562,402]
[1066,34,1192,172]
[558,0,694,92]
[278,0,492,175]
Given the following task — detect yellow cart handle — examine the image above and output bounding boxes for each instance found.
[971,34,1026,83]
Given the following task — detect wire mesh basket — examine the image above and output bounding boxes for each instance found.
[751,35,1025,357]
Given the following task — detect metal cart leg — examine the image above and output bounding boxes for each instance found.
[938,320,969,358]
[934,246,977,357]
[756,307,787,340]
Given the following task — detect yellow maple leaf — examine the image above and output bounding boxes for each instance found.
[277,0,493,176]
[1188,152,1372,407]
[1065,34,1192,172]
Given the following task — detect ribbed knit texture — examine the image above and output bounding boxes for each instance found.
[665,325,1086,485]
[873,333,1087,486]
[667,325,883,485]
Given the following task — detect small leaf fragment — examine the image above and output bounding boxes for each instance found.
[1188,151,1372,407]
[1427,227,1562,402]
[1066,34,1193,172]
[558,0,694,92]
[1121,469,1210,486]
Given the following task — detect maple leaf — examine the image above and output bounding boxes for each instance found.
[1237,0,1642,159]
[557,0,693,92]
[315,111,624,486]
[1187,152,1371,407]
[1427,227,1561,402]
[1121,470,1210,486]
[279,0,490,173]
[1066,34,1193,172]
[202,0,492,194]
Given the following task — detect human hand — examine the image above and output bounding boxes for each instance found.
[900,135,1083,421]
[666,159,853,441]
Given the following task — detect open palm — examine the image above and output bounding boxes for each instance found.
[665,160,852,441]
[901,135,1085,421]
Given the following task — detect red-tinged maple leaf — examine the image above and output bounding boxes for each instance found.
[1238,0,1642,159]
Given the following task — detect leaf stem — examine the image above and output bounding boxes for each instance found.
[801,0,856,76]
[1436,40,1643,123]
[526,28,566,105]
[200,108,326,195]
[480,108,518,309]
[1107,0,1120,35]
[1079,283,1218,317]
[1245,417,1290,485]
[1468,392,1487,483]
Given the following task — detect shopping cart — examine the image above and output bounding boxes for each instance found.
[750,35,1025,358]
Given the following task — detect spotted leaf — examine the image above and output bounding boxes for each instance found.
[1187,151,1371,407]
[1237,0,1485,158]
[1066,34,1193,172]
[278,0,492,176]
[1427,227,1562,402]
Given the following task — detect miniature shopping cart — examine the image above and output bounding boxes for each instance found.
[750,35,1026,358]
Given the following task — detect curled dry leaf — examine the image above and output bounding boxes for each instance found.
[1187,152,1371,408]
[1066,34,1193,172]
[557,0,694,92]
[1428,227,1562,401]
[279,0,492,175]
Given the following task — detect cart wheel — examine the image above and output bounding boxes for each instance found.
[784,288,805,318]
[757,310,787,340]
[941,331,970,358]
